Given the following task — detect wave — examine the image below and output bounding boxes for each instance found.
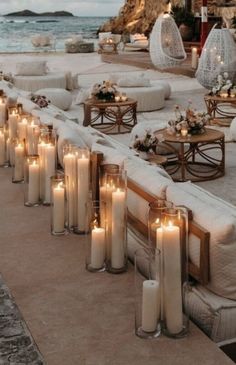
[35,20,59,23]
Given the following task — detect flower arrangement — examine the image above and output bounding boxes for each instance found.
[31,95,51,108]
[210,72,235,97]
[167,101,210,135]
[91,80,117,101]
[0,71,13,83]
[132,129,163,153]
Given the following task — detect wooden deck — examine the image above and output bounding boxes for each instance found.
[101,51,196,78]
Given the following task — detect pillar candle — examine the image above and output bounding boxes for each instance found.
[38,142,47,200]
[6,138,10,163]
[91,226,106,269]
[14,143,24,181]
[77,154,90,232]
[52,182,65,233]
[104,183,115,259]
[27,121,39,155]
[8,110,18,139]
[99,185,106,229]
[17,118,28,141]
[44,144,56,203]
[157,224,183,335]
[142,280,160,332]
[64,153,77,227]
[0,130,5,165]
[0,98,6,127]
[111,188,126,269]
[28,160,40,205]
[191,47,198,69]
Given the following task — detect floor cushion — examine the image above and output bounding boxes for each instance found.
[35,88,72,111]
[13,72,67,92]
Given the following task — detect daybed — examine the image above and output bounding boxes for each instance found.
[1,79,236,348]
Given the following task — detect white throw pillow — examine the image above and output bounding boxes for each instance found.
[35,88,72,111]
[75,88,91,105]
[15,61,47,76]
[117,77,151,87]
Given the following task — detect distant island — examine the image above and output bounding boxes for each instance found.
[5,10,74,17]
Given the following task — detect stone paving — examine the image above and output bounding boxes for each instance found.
[0,275,45,365]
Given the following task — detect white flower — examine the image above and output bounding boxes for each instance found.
[217,75,223,83]
[223,72,229,79]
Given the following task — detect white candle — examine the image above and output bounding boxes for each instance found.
[111,188,126,269]
[27,121,39,155]
[53,182,65,233]
[38,142,47,200]
[191,47,198,69]
[91,226,106,269]
[142,280,160,332]
[6,138,10,163]
[157,223,183,335]
[8,110,18,139]
[44,144,56,203]
[28,160,40,205]
[14,143,24,181]
[77,154,90,232]
[104,183,115,258]
[0,130,5,165]
[64,153,77,227]
[181,128,188,137]
[0,98,6,127]
[17,118,28,141]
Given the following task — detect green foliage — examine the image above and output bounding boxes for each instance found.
[172,6,195,28]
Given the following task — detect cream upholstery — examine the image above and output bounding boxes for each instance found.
[35,88,73,111]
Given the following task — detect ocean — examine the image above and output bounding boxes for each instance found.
[0,16,109,52]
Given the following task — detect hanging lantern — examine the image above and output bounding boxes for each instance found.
[196,27,236,89]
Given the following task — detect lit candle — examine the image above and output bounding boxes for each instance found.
[8,109,18,139]
[52,182,65,233]
[121,93,127,102]
[91,226,106,269]
[27,121,39,155]
[14,143,24,182]
[38,142,47,200]
[181,128,188,137]
[0,129,5,166]
[220,92,228,98]
[0,98,6,127]
[191,47,198,69]
[142,280,160,332]
[77,153,90,232]
[6,138,10,164]
[156,223,182,335]
[17,117,28,141]
[105,182,116,259]
[115,95,121,102]
[111,188,126,269]
[28,160,40,205]
[64,152,77,227]
[44,144,56,204]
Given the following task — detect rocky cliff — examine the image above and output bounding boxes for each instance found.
[5,10,74,16]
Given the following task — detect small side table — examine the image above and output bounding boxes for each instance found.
[98,41,118,54]
[83,98,137,134]
[204,94,236,126]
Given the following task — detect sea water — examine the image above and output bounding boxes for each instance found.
[0,16,109,52]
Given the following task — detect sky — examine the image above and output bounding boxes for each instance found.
[0,0,124,17]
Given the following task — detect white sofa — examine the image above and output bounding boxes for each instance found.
[1,79,236,346]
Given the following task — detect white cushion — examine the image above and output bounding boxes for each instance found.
[152,80,171,99]
[15,61,47,76]
[35,88,72,111]
[13,72,67,92]
[130,34,147,43]
[166,182,236,300]
[99,32,112,42]
[91,142,127,167]
[31,35,51,47]
[17,95,40,113]
[75,88,90,105]
[117,77,151,87]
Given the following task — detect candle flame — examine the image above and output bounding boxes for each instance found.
[32,160,37,166]
[168,221,173,227]
[56,182,64,190]
[155,218,160,224]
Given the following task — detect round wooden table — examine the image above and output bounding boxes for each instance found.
[154,128,225,182]
[83,98,137,135]
[204,94,236,126]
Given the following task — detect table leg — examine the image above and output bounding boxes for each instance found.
[83,104,91,126]
[180,143,185,181]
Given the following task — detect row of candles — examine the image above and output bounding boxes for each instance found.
[0,93,187,339]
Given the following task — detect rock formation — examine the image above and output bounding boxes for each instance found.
[5,10,74,16]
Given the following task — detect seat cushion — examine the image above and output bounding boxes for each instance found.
[13,72,67,92]
[35,88,72,111]
[15,61,47,76]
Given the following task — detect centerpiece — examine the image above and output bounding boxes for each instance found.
[132,129,163,159]
[31,94,51,108]
[91,80,117,102]
[209,72,236,98]
[167,101,210,136]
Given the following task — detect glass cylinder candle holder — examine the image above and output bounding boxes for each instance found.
[12,140,25,183]
[74,148,91,234]
[157,206,189,338]
[26,119,40,155]
[8,106,19,139]
[17,116,28,142]
[104,169,128,274]
[135,247,161,339]
[0,96,7,128]
[148,200,173,248]
[0,127,6,167]
[63,144,78,232]
[50,174,67,235]
[24,155,41,207]
[86,200,106,272]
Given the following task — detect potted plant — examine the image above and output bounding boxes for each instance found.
[172,6,195,41]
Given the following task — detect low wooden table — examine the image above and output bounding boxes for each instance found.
[98,41,118,54]
[155,127,225,182]
[204,94,236,126]
[83,98,137,134]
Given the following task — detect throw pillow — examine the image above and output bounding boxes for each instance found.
[35,88,72,111]
[15,61,47,76]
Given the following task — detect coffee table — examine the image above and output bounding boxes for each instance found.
[155,127,225,182]
[83,97,137,134]
[204,94,236,126]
